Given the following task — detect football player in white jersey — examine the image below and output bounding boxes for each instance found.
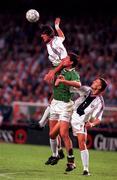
[39,18,69,130]
[40,17,71,83]
[50,77,107,175]
[41,18,67,67]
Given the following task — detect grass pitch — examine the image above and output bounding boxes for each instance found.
[0,143,117,180]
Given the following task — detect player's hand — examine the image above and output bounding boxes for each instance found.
[55,75,65,86]
[55,17,61,26]
[85,122,94,129]
[44,70,55,83]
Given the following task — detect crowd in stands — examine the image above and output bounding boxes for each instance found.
[0,14,117,109]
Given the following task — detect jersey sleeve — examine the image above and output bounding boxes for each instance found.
[70,86,91,96]
[91,102,104,121]
[54,36,67,59]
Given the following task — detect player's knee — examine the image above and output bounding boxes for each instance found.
[60,131,69,140]
[49,132,56,139]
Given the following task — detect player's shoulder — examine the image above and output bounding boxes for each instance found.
[67,68,79,77]
[97,95,105,106]
[71,69,80,79]
[70,68,79,74]
[79,86,91,92]
[93,95,105,110]
[53,36,65,44]
[70,85,91,96]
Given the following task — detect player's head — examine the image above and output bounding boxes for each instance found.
[69,49,80,59]
[68,52,79,67]
[91,78,108,95]
[40,25,55,43]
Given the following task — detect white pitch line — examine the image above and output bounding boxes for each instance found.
[0,174,13,179]
[0,172,24,175]
[0,172,25,179]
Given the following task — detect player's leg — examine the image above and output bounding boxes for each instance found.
[57,135,65,159]
[50,122,65,159]
[45,99,61,165]
[59,121,76,172]
[71,111,90,175]
[45,120,59,165]
[77,133,90,176]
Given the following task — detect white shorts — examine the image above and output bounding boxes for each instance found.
[49,99,74,122]
[71,111,87,136]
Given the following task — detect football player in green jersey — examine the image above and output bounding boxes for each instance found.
[47,52,81,172]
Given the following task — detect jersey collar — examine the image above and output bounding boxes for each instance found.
[64,68,75,72]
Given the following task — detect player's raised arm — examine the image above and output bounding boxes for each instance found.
[55,17,65,39]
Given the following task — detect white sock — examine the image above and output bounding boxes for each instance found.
[50,138,58,157]
[80,149,89,172]
[39,106,50,127]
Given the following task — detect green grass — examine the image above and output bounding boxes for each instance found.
[0,143,117,180]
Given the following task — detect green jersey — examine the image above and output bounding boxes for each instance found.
[53,68,80,102]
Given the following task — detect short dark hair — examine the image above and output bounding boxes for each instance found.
[70,49,80,56]
[40,25,55,38]
[68,52,78,67]
[99,78,108,92]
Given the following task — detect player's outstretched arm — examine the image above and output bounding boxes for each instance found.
[55,17,65,39]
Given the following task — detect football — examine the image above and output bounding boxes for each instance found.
[26,9,40,23]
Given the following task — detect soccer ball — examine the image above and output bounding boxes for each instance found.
[26,9,40,23]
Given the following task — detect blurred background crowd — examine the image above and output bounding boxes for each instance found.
[0,14,117,106]
[0,0,117,128]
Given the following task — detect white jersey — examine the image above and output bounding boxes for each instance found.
[46,36,67,66]
[72,86,105,123]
